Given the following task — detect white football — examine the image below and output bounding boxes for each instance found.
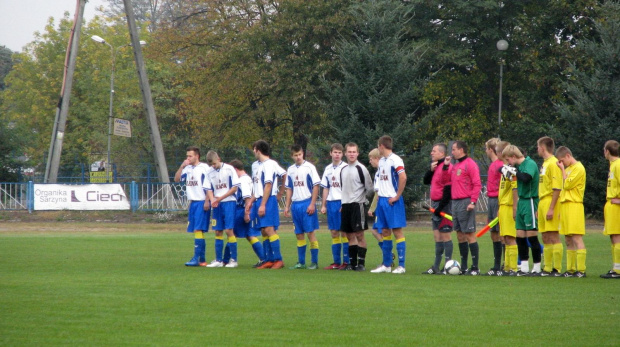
[444,259,461,275]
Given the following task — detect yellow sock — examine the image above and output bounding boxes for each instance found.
[263,236,269,242]
[341,236,349,243]
[194,231,204,239]
[396,237,406,244]
[215,235,224,241]
[249,237,259,245]
[614,243,620,274]
[228,235,237,243]
[310,241,319,249]
[543,244,553,272]
[332,237,341,245]
[507,245,518,271]
[269,234,280,242]
[503,246,510,271]
[576,249,586,272]
[553,243,564,272]
[567,250,577,273]
[383,235,393,241]
[297,239,307,247]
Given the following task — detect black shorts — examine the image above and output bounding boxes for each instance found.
[340,203,368,233]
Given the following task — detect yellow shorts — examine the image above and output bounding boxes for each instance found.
[604,201,620,235]
[538,196,560,232]
[559,202,585,235]
[499,205,516,238]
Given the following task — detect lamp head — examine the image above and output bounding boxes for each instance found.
[91,35,106,44]
[496,39,509,51]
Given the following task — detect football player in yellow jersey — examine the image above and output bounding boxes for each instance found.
[536,137,564,277]
[495,141,519,276]
[556,146,587,278]
[601,140,620,279]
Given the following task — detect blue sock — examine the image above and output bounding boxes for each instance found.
[223,243,230,263]
[215,238,224,262]
[332,242,342,264]
[263,239,273,262]
[298,244,307,264]
[382,239,393,267]
[342,242,350,264]
[270,236,282,261]
[250,239,265,261]
[228,241,238,261]
[196,238,206,262]
[311,248,318,264]
[396,239,406,267]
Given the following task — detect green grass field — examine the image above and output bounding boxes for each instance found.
[1,223,618,346]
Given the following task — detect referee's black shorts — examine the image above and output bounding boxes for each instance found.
[341,202,368,233]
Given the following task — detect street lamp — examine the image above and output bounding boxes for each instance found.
[496,39,508,138]
[91,35,146,182]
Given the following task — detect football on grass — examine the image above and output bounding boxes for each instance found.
[444,260,461,275]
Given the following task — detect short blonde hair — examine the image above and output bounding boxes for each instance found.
[555,146,573,159]
[368,148,381,159]
[485,138,500,153]
[495,141,510,158]
[502,145,523,159]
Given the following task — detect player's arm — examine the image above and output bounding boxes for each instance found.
[389,171,407,205]
[468,163,482,211]
[258,182,273,217]
[546,189,561,220]
[308,184,319,215]
[218,185,239,203]
[435,184,451,216]
[174,160,189,182]
[320,186,329,214]
[284,186,293,217]
[512,188,518,219]
[244,197,252,222]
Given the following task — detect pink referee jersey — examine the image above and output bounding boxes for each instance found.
[487,159,503,198]
[450,157,482,203]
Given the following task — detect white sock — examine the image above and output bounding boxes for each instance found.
[532,262,541,273]
[521,261,530,273]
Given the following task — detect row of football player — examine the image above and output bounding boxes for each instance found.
[420,137,620,279]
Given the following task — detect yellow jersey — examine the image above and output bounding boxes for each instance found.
[559,161,586,203]
[607,158,620,200]
[539,156,562,199]
[499,174,517,206]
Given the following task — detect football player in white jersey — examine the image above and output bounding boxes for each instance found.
[320,143,350,269]
[249,140,285,269]
[285,144,321,269]
[174,146,212,267]
[371,136,408,274]
[203,151,240,268]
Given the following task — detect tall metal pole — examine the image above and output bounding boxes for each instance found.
[123,0,170,183]
[45,0,86,183]
[498,60,504,138]
[107,45,115,183]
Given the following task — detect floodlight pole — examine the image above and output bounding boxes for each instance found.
[496,39,509,138]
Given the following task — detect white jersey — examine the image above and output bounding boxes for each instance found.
[235,174,253,207]
[181,163,212,201]
[286,161,321,201]
[205,163,240,202]
[252,158,283,198]
[377,153,405,198]
[321,161,346,201]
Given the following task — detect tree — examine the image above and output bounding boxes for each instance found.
[0,45,13,91]
[554,1,620,216]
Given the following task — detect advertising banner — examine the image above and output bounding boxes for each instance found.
[33,184,130,210]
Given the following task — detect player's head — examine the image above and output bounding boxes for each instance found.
[253,140,270,158]
[186,146,200,165]
[330,143,344,163]
[290,144,304,165]
[345,142,359,164]
[229,159,245,172]
[502,145,523,165]
[537,136,555,157]
[485,138,500,157]
[556,146,575,166]
[431,143,447,162]
[368,148,381,168]
[206,150,222,168]
[496,141,510,161]
[377,135,393,155]
[604,140,619,159]
[451,141,468,159]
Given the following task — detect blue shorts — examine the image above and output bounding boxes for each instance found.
[234,206,259,238]
[212,200,236,231]
[292,199,319,234]
[326,200,342,230]
[374,197,407,230]
[252,196,280,228]
[187,200,210,233]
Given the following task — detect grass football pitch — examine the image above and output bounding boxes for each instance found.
[1,223,618,346]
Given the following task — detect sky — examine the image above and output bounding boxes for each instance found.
[0,0,108,52]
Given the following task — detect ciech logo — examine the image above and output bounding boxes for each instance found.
[71,190,126,202]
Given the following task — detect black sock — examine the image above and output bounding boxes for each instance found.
[493,241,503,270]
[444,240,453,261]
[516,237,529,264]
[434,242,444,269]
[469,242,479,269]
[459,242,469,269]
[528,236,542,263]
[358,247,367,266]
[349,245,358,267]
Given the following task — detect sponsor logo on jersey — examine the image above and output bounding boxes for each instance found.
[215,183,228,190]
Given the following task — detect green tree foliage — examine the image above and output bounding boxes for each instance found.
[554,1,620,216]
[0,45,13,91]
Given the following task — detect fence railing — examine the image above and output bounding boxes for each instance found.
[1,181,489,213]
